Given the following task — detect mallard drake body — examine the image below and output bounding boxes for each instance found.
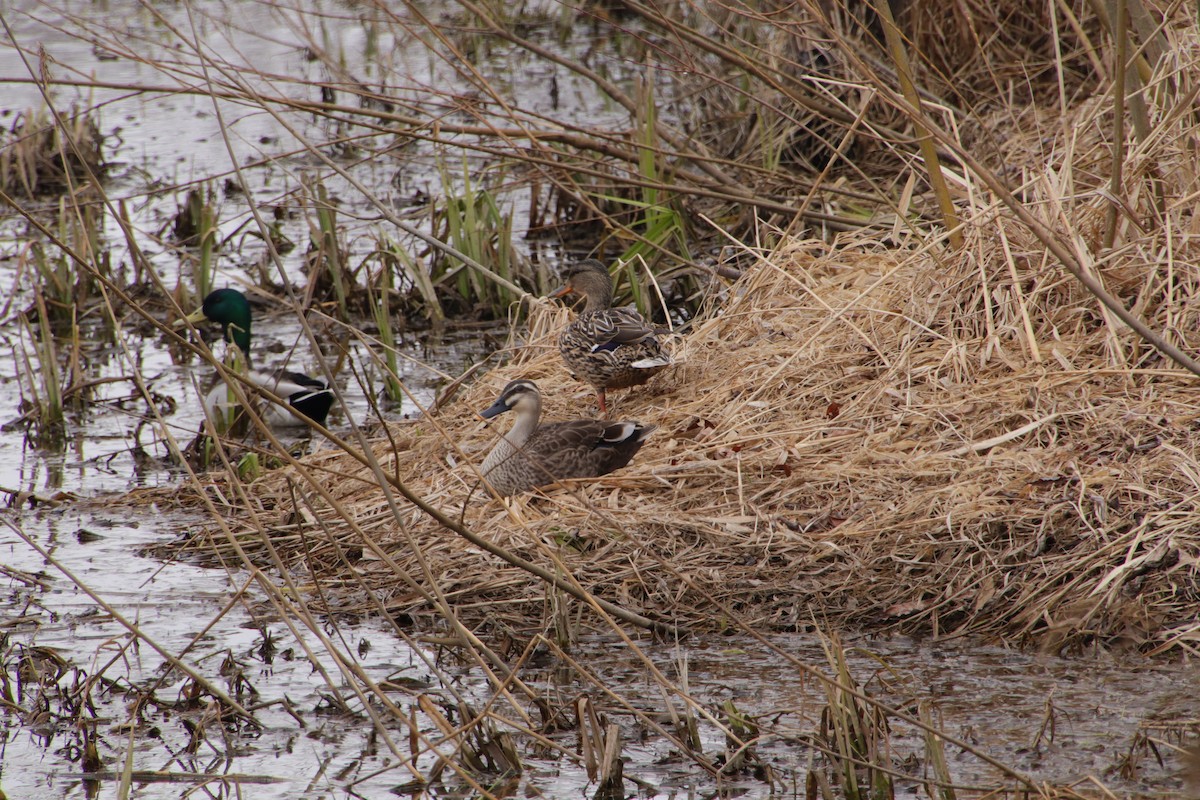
[177,288,334,428]
[479,379,655,496]
[549,259,672,415]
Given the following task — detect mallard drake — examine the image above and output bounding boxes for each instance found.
[478,379,655,496]
[549,259,672,415]
[176,288,334,428]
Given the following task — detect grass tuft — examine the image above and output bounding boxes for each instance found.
[0,106,105,199]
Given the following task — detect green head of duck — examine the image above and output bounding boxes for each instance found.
[184,288,254,355]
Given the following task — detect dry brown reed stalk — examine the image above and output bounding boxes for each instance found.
[886,0,1107,107]
[872,0,963,249]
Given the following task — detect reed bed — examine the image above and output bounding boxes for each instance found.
[171,162,1200,659]
[0,0,1184,660]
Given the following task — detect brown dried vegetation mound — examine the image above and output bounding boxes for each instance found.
[188,218,1200,657]
[173,0,1200,657]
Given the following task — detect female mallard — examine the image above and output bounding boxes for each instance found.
[177,288,334,428]
[478,379,655,496]
[549,259,672,415]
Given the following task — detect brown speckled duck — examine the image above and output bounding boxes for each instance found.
[549,259,672,415]
[478,379,655,497]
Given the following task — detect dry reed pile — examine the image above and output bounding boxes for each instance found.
[179,218,1200,658]
[156,0,1200,658]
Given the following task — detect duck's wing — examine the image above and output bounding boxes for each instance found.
[253,369,335,426]
[579,308,660,352]
[523,420,656,482]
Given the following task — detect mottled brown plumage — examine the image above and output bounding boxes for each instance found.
[478,379,655,496]
[549,259,672,415]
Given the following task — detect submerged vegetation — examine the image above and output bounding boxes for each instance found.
[172,185,220,302]
[3,0,1200,796]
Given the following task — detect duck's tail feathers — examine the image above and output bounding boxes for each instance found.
[286,388,334,425]
[630,355,673,370]
[600,421,656,446]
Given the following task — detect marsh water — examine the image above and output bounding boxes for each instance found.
[1,1,1197,797]
[4,505,1194,798]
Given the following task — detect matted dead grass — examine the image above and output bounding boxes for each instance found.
[153,3,1200,658]
[172,206,1200,657]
